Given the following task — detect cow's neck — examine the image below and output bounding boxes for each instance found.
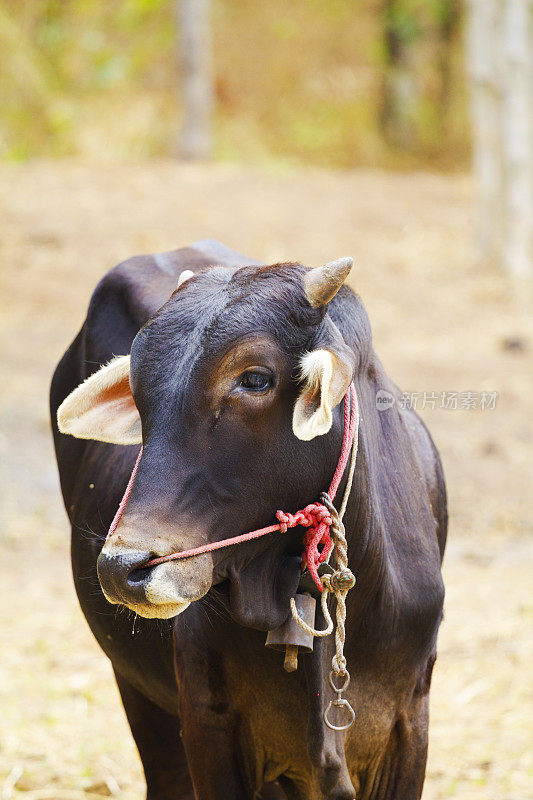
[334,420,408,658]
[339,417,441,657]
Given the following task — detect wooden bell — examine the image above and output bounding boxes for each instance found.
[265,593,316,672]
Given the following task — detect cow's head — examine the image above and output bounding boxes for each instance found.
[58,258,357,628]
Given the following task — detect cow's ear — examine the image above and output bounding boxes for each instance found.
[293,348,354,441]
[57,355,142,445]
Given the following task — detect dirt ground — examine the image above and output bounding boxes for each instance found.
[0,161,531,800]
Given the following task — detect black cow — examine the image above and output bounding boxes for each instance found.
[50,240,446,800]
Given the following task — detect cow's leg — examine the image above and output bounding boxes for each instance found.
[177,701,290,800]
[362,696,430,800]
[178,714,249,800]
[114,670,195,800]
[389,696,430,800]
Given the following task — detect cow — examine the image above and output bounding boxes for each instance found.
[50,239,447,800]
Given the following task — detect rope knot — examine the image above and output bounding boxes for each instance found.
[276,503,333,590]
[322,568,356,593]
[301,502,334,591]
[331,653,348,676]
[302,502,332,527]
[275,510,295,533]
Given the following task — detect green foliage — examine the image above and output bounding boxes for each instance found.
[379,0,465,156]
[383,1,422,52]
[382,0,457,37]
[0,0,467,166]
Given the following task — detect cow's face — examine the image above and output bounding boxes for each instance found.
[57,259,356,628]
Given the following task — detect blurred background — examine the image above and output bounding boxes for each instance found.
[0,2,531,799]
[0,0,468,166]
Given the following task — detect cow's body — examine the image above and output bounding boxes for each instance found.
[51,240,446,800]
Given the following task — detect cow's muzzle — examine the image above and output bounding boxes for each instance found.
[97,545,212,619]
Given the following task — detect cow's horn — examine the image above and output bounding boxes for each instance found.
[177,269,194,288]
[303,257,353,307]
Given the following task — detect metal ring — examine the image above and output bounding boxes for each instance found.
[329,670,350,694]
[323,698,356,731]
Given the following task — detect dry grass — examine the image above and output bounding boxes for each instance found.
[0,161,531,799]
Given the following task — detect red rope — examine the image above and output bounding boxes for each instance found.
[106,447,143,540]
[107,385,358,591]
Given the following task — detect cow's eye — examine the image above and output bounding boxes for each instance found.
[239,369,273,392]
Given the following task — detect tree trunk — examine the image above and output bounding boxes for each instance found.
[176,0,213,160]
[501,0,533,276]
[380,1,462,153]
[381,0,421,151]
[466,0,533,276]
[466,0,504,263]
[437,1,461,119]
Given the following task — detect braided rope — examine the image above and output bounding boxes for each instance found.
[289,585,334,637]
[290,391,360,677]
[321,496,352,675]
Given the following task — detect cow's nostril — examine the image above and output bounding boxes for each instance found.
[127,566,153,586]
[97,550,154,604]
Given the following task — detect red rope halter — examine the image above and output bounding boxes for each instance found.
[107,385,358,592]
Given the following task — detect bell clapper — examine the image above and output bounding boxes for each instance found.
[283,644,299,672]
